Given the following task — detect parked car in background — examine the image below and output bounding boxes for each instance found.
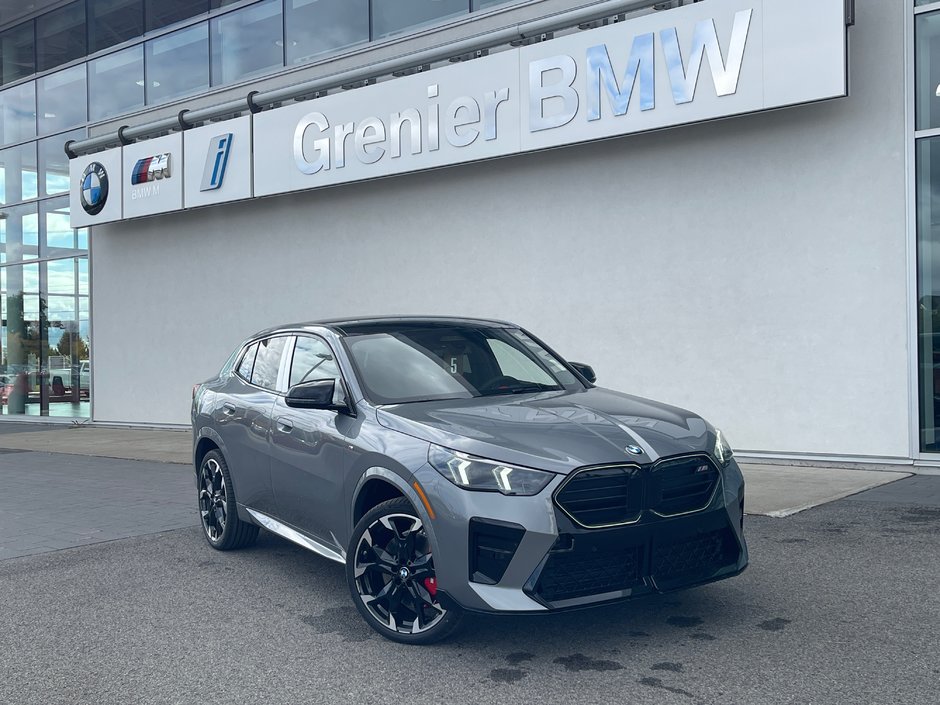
[191,317,748,644]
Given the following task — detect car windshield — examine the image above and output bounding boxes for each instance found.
[342,325,581,404]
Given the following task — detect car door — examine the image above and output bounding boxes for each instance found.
[213,336,289,515]
[269,334,357,544]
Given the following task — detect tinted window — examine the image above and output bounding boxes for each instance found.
[0,142,38,205]
[210,0,282,87]
[0,81,36,146]
[145,24,209,104]
[89,0,144,54]
[145,0,208,33]
[89,46,144,121]
[372,0,467,38]
[0,22,35,85]
[344,326,578,404]
[36,1,87,72]
[39,128,84,197]
[286,0,368,65]
[251,336,288,390]
[37,65,87,136]
[236,342,258,380]
[290,336,341,389]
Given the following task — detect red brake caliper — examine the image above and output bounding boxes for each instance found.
[424,577,438,598]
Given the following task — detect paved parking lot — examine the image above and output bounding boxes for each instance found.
[1,450,938,704]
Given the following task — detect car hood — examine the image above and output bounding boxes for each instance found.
[375,387,715,474]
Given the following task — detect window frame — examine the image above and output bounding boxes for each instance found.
[286,333,347,393]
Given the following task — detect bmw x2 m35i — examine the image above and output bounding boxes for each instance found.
[192,317,747,644]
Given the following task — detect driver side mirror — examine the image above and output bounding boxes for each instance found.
[569,361,597,384]
[285,379,354,415]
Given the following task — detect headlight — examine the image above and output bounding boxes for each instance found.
[428,445,555,496]
[713,429,733,467]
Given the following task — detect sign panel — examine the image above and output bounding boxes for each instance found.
[183,116,252,208]
[253,50,521,198]
[122,133,183,220]
[69,0,848,226]
[69,148,123,228]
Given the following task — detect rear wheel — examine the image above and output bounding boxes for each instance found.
[198,449,258,550]
[346,497,462,644]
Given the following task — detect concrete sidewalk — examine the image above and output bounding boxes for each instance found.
[0,423,910,517]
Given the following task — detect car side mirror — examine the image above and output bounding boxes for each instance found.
[285,379,353,415]
[569,362,597,384]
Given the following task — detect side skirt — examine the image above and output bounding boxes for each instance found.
[245,507,346,564]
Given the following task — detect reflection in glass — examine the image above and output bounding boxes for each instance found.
[146,24,209,104]
[89,0,145,54]
[917,12,940,131]
[372,0,468,38]
[0,142,38,205]
[37,65,88,136]
[0,21,35,85]
[286,0,369,65]
[1,262,40,415]
[0,203,39,264]
[145,0,209,33]
[210,0,283,87]
[473,0,514,9]
[41,198,85,258]
[0,81,36,146]
[36,1,87,72]
[39,128,84,198]
[919,137,940,451]
[89,46,145,121]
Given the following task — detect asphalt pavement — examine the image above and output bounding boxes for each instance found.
[1,450,938,704]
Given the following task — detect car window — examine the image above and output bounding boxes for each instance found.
[250,337,288,391]
[290,336,341,389]
[236,343,258,381]
[487,339,557,387]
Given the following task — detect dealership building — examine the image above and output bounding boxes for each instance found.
[0,0,936,467]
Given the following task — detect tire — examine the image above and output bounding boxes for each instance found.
[346,497,463,645]
[197,449,259,551]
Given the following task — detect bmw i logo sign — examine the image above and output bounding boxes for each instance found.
[80,162,109,216]
[625,445,643,456]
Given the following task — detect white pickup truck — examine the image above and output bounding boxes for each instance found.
[49,360,90,391]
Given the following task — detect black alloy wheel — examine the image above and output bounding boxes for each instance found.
[197,449,258,550]
[347,497,462,644]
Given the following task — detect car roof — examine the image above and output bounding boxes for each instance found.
[250,315,517,339]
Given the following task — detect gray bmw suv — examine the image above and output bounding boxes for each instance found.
[192,317,747,644]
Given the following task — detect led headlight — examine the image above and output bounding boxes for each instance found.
[713,429,734,467]
[428,445,555,496]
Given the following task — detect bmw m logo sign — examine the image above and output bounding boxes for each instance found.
[79,162,109,216]
[130,153,171,185]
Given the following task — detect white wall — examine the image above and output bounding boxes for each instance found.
[91,0,910,459]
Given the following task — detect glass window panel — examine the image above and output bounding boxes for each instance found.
[89,0,145,54]
[145,0,209,33]
[46,258,80,296]
[1,262,43,416]
[372,0,468,38]
[251,336,287,390]
[0,81,36,146]
[89,45,144,121]
[472,0,515,9]
[289,336,340,388]
[41,197,84,258]
[146,24,209,104]
[37,65,87,136]
[39,128,85,198]
[0,202,39,264]
[918,12,940,131]
[45,258,90,414]
[0,141,38,205]
[286,0,369,65]
[236,342,257,380]
[918,137,940,450]
[210,0,282,87]
[0,21,35,85]
[36,1,87,72]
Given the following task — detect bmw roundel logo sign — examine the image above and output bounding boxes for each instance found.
[80,162,109,216]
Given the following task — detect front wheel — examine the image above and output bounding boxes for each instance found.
[346,497,462,644]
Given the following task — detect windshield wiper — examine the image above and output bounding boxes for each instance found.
[482,383,561,396]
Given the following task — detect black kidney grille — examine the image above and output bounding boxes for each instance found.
[536,543,642,602]
[649,456,720,516]
[651,528,738,581]
[555,465,644,527]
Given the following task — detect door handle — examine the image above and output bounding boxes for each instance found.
[222,403,236,416]
[276,418,294,434]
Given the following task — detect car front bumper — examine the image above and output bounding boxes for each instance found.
[413,457,748,614]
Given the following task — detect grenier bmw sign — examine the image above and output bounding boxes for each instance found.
[69,0,848,228]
